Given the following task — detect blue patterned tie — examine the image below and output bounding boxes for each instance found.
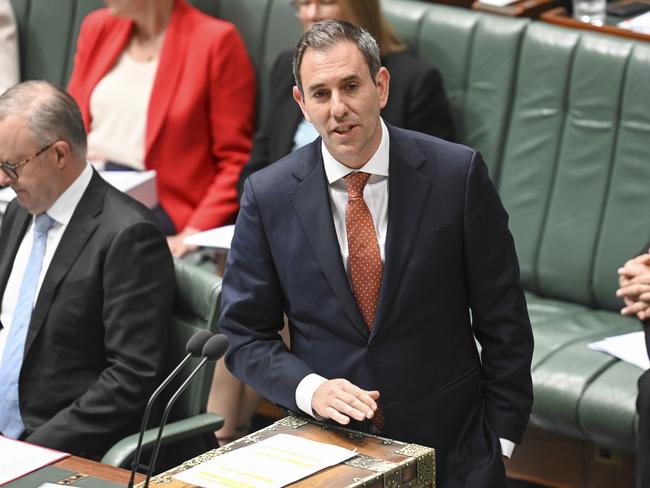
[0,213,56,438]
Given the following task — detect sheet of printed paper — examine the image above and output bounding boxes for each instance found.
[0,436,69,485]
[173,433,356,488]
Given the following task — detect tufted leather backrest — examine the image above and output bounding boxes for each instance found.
[497,23,650,309]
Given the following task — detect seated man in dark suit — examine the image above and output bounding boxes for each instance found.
[220,20,533,488]
[0,81,174,459]
[618,244,650,488]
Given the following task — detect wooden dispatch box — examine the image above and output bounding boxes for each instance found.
[144,416,435,488]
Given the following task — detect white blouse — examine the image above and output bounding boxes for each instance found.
[87,52,159,170]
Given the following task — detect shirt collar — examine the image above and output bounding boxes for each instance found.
[46,162,93,226]
[322,119,389,185]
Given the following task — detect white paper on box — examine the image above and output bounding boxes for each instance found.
[173,433,356,488]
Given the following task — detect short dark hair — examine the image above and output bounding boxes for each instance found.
[292,20,381,95]
[0,80,87,161]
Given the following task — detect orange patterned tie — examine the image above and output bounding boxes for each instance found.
[344,172,385,431]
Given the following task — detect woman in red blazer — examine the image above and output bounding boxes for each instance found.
[68,0,255,256]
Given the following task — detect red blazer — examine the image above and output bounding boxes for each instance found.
[68,0,255,231]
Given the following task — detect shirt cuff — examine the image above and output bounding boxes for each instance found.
[295,373,328,417]
[500,438,515,458]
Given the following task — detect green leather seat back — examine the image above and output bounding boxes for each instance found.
[417,4,528,178]
[254,0,302,119]
[591,42,650,310]
[499,25,650,309]
[169,258,222,419]
[217,0,301,122]
[381,0,431,53]
[498,23,581,293]
[215,0,273,84]
[10,0,82,85]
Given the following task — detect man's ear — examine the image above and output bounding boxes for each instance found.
[376,67,390,110]
[293,85,312,123]
[52,140,72,169]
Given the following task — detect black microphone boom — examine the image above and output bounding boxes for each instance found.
[126,329,213,488]
[143,334,230,488]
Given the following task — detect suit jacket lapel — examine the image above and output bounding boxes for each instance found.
[290,143,368,338]
[373,127,431,338]
[145,0,189,160]
[0,205,30,305]
[24,172,105,355]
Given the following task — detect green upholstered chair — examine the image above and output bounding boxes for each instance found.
[101,258,224,468]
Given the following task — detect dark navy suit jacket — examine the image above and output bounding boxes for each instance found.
[221,125,533,487]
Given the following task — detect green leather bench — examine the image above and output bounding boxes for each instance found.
[10,0,650,483]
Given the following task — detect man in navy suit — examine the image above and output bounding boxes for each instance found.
[220,20,533,487]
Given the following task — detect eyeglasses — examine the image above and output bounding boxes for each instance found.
[0,142,54,180]
[291,0,339,15]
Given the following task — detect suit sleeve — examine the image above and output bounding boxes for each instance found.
[25,220,174,456]
[220,178,314,413]
[186,25,255,230]
[463,151,534,444]
[405,64,454,142]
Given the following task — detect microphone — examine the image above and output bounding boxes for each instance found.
[143,334,230,488]
[126,329,213,488]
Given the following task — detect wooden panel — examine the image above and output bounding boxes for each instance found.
[505,425,635,488]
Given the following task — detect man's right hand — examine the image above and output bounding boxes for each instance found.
[312,378,379,425]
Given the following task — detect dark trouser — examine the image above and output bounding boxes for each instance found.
[104,162,176,236]
[638,368,650,488]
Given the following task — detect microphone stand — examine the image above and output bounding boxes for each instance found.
[143,356,210,488]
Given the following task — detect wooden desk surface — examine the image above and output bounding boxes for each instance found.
[55,456,144,485]
[541,5,650,42]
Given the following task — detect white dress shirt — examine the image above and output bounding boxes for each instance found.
[295,121,389,415]
[292,121,514,457]
[0,163,93,364]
